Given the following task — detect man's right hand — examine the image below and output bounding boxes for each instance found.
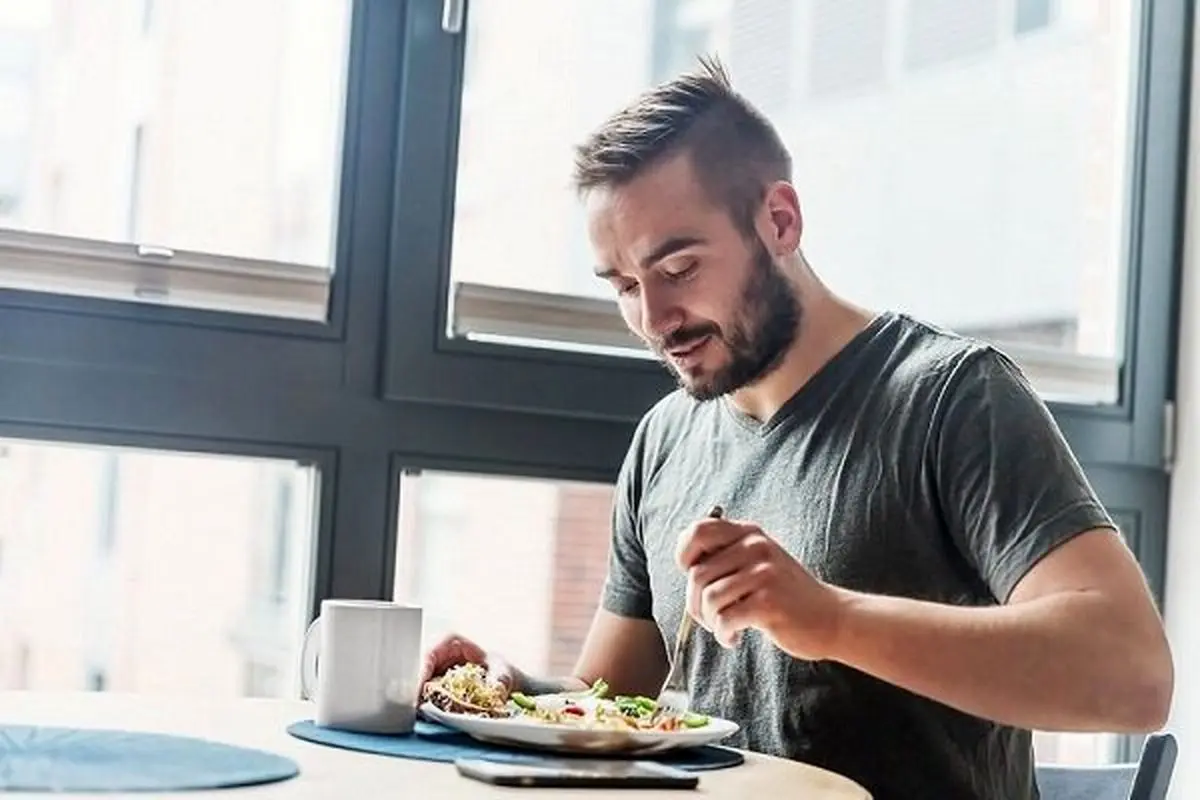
[419,632,519,695]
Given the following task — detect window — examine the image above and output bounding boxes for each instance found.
[140,0,155,34]
[126,126,145,244]
[85,667,108,691]
[1034,732,1118,765]
[428,0,1140,408]
[393,470,616,677]
[0,0,352,320]
[652,0,723,84]
[0,438,318,697]
[95,453,120,556]
[903,0,1000,70]
[807,0,889,99]
[1015,0,1055,34]
[0,28,36,221]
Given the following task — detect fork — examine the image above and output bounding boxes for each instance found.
[653,505,724,721]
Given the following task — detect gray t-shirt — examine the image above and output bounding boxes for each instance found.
[601,311,1114,800]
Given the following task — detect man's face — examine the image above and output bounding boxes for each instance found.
[586,154,800,401]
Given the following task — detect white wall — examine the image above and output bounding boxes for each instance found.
[1162,8,1200,796]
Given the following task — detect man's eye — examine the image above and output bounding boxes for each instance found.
[665,259,699,279]
[615,281,639,297]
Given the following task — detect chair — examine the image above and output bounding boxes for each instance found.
[1036,733,1177,800]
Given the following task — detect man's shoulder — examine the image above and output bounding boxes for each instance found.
[877,314,1055,444]
[874,312,1023,399]
[881,313,998,376]
[611,389,710,510]
[629,387,710,453]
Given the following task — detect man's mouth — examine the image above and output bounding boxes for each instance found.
[666,334,712,364]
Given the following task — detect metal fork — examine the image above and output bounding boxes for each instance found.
[654,606,696,721]
[653,505,724,721]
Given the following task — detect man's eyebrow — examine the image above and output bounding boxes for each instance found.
[592,235,707,280]
[639,235,705,270]
[594,265,620,279]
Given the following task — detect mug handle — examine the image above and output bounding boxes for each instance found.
[299,615,322,700]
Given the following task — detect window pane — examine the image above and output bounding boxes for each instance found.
[0,439,319,698]
[1033,731,1119,766]
[393,470,614,677]
[393,469,1119,765]
[1015,0,1055,34]
[0,0,350,317]
[449,0,1136,404]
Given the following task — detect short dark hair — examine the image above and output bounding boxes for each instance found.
[571,55,792,237]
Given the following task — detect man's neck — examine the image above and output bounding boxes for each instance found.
[729,293,877,423]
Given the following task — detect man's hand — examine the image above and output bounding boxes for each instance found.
[419,632,519,695]
[676,515,843,659]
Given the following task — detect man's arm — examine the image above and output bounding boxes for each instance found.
[840,347,1174,732]
[682,512,1173,734]
[827,526,1173,732]
[515,608,669,698]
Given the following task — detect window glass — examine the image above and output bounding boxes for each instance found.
[0,0,351,319]
[449,0,1136,404]
[0,438,318,697]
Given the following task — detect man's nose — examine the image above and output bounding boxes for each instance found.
[640,285,681,340]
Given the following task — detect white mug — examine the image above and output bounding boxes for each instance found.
[300,599,424,734]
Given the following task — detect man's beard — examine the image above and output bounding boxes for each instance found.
[654,241,801,401]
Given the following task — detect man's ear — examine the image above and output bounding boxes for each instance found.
[760,181,803,255]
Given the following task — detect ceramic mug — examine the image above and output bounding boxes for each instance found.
[299,599,424,734]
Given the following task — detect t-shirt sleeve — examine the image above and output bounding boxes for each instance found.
[930,348,1117,603]
[599,419,655,620]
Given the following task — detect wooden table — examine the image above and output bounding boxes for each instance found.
[0,691,870,798]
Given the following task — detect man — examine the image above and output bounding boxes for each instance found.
[421,58,1174,799]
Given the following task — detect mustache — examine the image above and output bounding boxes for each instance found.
[656,324,721,352]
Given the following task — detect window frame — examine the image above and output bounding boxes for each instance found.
[382,0,1190,471]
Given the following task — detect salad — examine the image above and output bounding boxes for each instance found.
[422,663,710,732]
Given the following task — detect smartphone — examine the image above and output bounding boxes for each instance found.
[454,758,700,789]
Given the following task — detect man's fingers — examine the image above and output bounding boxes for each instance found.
[485,657,515,693]
[675,518,753,569]
[699,564,768,623]
[711,589,764,648]
[689,536,761,589]
[419,653,437,685]
[419,634,487,685]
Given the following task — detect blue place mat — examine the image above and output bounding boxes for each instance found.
[287,719,744,771]
[0,724,300,792]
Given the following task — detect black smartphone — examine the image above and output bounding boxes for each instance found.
[454,758,700,789]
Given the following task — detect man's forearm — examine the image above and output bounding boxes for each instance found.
[826,587,1172,732]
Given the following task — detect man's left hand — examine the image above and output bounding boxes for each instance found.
[675,515,845,659]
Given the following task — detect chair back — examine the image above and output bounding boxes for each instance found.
[1035,733,1176,800]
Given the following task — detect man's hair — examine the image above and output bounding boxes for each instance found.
[572,55,792,237]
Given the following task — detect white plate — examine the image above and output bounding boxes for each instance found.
[419,701,740,755]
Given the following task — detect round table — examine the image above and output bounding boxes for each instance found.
[0,691,871,798]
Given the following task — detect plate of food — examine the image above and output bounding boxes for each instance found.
[419,664,739,755]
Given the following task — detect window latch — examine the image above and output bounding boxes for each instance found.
[441,0,464,34]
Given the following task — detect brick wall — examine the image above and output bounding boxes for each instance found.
[548,483,615,676]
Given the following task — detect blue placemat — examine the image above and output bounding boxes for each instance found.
[0,724,300,792]
[287,719,744,771]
